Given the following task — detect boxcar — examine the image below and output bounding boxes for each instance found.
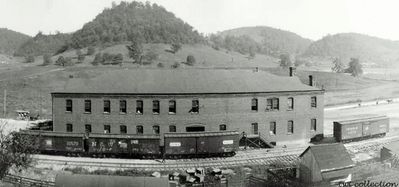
[164,131,239,158]
[19,130,85,155]
[87,134,161,158]
[334,115,389,142]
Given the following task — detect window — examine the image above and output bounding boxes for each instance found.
[311,118,317,131]
[136,100,143,114]
[270,122,276,135]
[85,124,91,133]
[219,124,227,131]
[120,100,127,114]
[251,98,258,111]
[104,125,111,134]
[120,125,127,134]
[169,125,176,132]
[66,123,73,132]
[136,125,143,134]
[84,100,91,113]
[104,100,111,113]
[287,97,294,110]
[266,98,279,111]
[190,100,199,113]
[251,123,258,134]
[169,100,176,114]
[287,120,294,134]
[153,100,160,114]
[153,125,160,134]
[311,96,317,108]
[66,99,72,112]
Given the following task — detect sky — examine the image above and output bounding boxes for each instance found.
[0,0,398,40]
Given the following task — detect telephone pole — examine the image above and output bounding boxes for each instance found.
[3,89,6,118]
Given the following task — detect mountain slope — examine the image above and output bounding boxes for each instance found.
[69,1,204,48]
[302,33,399,64]
[213,26,312,57]
[14,32,71,56]
[0,28,31,55]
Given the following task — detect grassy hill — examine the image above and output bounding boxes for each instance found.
[14,32,72,57]
[302,33,399,66]
[212,26,312,57]
[0,28,31,55]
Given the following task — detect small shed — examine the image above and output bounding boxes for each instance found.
[55,174,170,187]
[381,140,399,162]
[298,143,354,184]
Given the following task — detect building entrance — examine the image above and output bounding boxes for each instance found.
[186,126,205,132]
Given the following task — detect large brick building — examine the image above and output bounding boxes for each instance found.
[52,69,324,146]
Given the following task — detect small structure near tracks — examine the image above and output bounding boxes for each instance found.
[381,140,399,167]
[298,143,354,186]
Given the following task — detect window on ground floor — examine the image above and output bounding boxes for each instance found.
[136,125,143,134]
[251,123,258,134]
[219,124,227,131]
[104,125,111,134]
[66,123,73,132]
[153,125,160,134]
[169,125,176,132]
[311,118,317,131]
[287,120,294,134]
[85,124,91,133]
[270,121,276,135]
[120,125,127,134]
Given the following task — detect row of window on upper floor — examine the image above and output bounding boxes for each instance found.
[64,96,317,114]
[250,118,317,135]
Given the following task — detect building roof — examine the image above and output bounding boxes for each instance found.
[383,140,399,154]
[334,114,388,125]
[300,143,354,173]
[55,174,170,187]
[54,69,321,95]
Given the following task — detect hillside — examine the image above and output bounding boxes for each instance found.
[0,28,31,55]
[302,33,399,65]
[15,32,72,56]
[211,26,312,57]
[69,1,204,49]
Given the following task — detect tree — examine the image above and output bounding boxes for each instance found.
[92,53,103,66]
[126,40,143,64]
[186,55,196,66]
[345,58,363,77]
[112,53,123,65]
[42,54,52,66]
[143,50,158,64]
[171,62,180,69]
[24,55,35,63]
[170,43,182,54]
[331,57,345,73]
[0,122,37,179]
[279,54,292,68]
[55,56,66,66]
[87,46,95,55]
[249,47,256,59]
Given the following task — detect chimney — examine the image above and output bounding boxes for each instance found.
[309,75,314,86]
[289,67,295,77]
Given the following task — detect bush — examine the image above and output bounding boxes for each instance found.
[142,50,158,65]
[42,54,52,66]
[87,46,95,55]
[24,55,35,63]
[171,62,180,69]
[170,43,182,54]
[55,56,72,66]
[157,63,164,68]
[185,55,196,66]
[92,53,102,66]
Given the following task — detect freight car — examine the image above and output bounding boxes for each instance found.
[164,131,239,158]
[17,130,240,159]
[333,115,389,143]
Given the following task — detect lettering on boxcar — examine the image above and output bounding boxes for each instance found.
[66,141,79,147]
[131,140,139,144]
[169,142,181,147]
[223,140,234,145]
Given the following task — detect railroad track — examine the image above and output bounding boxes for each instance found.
[32,135,399,171]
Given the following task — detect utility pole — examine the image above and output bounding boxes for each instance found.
[3,89,6,118]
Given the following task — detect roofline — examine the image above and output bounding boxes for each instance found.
[320,164,355,173]
[51,89,325,96]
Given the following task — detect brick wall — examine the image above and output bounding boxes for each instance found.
[52,91,324,145]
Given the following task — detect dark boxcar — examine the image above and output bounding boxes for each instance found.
[19,130,85,155]
[334,115,389,142]
[88,134,161,158]
[164,131,239,158]
[164,133,197,158]
[197,131,239,156]
[129,135,161,158]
